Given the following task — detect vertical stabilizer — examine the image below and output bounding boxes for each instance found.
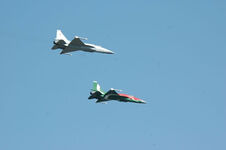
[56,30,70,43]
[92,81,105,94]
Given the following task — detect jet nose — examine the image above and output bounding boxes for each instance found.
[105,49,114,54]
[141,100,146,104]
[103,48,114,54]
[108,50,114,54]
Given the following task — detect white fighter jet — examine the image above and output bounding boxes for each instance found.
[51,30,114,55]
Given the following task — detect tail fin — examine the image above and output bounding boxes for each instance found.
[92,81,105,94]
[55,30,70,44]
[51,30,69,50]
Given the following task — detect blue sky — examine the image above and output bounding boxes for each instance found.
[0,0,225,150]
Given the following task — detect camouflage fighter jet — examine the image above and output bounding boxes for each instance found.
[88,81,146,104]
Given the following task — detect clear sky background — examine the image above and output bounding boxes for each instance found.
[0,0,225,150]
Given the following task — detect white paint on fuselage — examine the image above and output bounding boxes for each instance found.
[81,43,114,54]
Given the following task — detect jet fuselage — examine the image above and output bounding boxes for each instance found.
[52,40,114,54]
[89,91,146,104]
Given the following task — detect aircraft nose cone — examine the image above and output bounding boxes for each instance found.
[108,50,114,54]
[140,100,146,104]
[101,47,114,54]
[105,49,114,54]
[95,46,114,54]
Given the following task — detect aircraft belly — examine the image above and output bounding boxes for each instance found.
[106,95,124,101]
[107,95,138,103]
[69,45,95,52]
[96,98,109,103]
[61,46,79,53]
[62,45,112,54]
[80,47,95,52]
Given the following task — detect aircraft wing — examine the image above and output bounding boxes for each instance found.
[68,36,85,46]
[105,89,118,95]
[104,89,119,99]
[60,37,85,54]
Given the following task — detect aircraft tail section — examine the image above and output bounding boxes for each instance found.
[55,30,70,44]
[92,81,105,94]
[51,30,69,50]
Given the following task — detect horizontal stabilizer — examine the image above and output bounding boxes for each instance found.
[51,44,59,50]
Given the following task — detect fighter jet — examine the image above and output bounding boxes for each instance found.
[88,81,146,104]
[51,30,114,55]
